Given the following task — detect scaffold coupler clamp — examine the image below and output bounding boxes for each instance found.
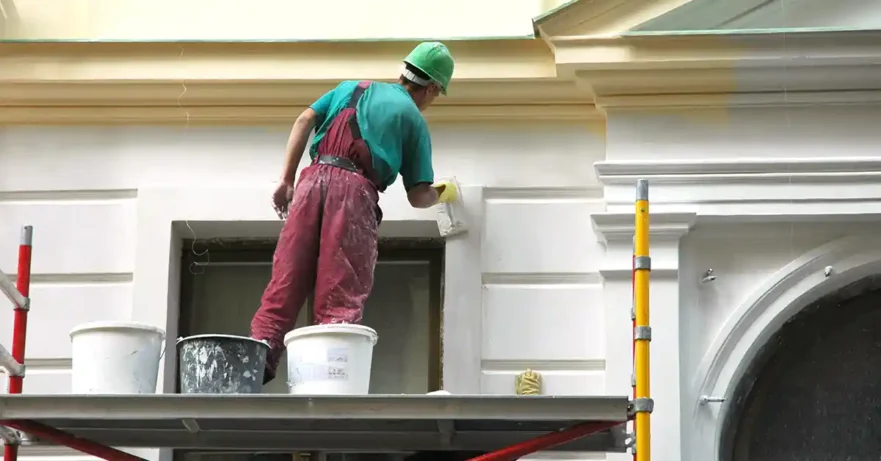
[0,426,22,447]
[628,397,655,419]
[19,296,31,312]
[624,430,636,454]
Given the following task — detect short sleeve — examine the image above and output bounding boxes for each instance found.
[400,114,434,190]
[309,84,340,127]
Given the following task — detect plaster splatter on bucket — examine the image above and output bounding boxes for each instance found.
[177,334,269,394]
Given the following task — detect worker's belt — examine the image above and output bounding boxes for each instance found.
[316,155,361,173]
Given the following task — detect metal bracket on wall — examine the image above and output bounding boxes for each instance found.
[699,395,726,406]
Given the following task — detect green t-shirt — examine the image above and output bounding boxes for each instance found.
[308,80,434,190]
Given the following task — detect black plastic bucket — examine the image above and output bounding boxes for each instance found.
[177,334,269,394]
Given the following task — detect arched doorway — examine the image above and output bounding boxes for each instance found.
[722,276,881,460]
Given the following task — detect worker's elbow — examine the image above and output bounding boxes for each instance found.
[407,183,437,209]
[295,108,317,128]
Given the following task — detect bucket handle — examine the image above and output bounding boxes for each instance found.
[158,340,169,360]
[165,336,189,359]
[170,336,270,351]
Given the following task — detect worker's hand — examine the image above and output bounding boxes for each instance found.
[432,180,458,204]
[272,181,295,219]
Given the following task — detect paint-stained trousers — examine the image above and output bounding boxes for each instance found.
[251,82,383,382]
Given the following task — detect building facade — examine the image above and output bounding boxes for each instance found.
[2,0,881,460]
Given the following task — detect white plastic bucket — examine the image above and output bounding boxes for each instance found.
[69,321,166,394]
[283,324,378,395]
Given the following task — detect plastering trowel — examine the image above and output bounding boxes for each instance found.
[434,176,468,238]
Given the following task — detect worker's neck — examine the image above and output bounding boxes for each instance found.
[399,82,428,111]
[399,82,420,98]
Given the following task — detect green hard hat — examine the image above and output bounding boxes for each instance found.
[403,42,455,94]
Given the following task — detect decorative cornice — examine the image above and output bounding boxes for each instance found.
[0,41,557,81]
[595,158,881,221]
[0,102,602,125]
[0,40,602,124]
[7,30,880,124]
[549,30,881,98]
[591,211,695,280]
[595,90,881,109]
[595,158,881,185]
[591,211,697,244]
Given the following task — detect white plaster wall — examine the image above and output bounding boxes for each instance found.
[605,105,881,162]
[0,121,608,460]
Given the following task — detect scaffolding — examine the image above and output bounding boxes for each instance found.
[0,180,653,461]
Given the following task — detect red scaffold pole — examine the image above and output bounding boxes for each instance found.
[3,226,33,461]
[1,227,146,461]
[466,421,622,461]
[9,225,32,394]
[1,420,147,461]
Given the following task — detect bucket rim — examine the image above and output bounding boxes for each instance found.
[176,334,269,348]
[283,324,378,345]
[70,321,166,339]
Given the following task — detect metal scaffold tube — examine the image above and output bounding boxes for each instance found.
[2,420,146,461]
[0,267,26,310]
[4,225,33,461]
[0,425,20,445]
[0,343,23,376]
[8,225,33,395]
[466,421,622,461]
[633,180,652,461]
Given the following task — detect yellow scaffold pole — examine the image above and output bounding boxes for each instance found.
[633,179,653,461]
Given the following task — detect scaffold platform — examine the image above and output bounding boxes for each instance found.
[0,394,629,453]
[3,177,656,461]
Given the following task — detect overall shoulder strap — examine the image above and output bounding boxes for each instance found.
[347,81,372,109]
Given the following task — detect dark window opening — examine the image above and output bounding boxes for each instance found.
[175,237,446,460]
[723,276,881,461]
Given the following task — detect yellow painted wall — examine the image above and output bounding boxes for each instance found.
[8,0,549,40]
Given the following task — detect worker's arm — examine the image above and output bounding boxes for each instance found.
[401,115,440,208]
[279,83,341,184]
[279,108,318,185]
[407,183,440,208]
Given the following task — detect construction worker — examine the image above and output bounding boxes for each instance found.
[250,42,458,383]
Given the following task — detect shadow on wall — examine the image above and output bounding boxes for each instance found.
[722,275,881,461]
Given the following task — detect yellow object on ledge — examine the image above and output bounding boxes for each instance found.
[515,369,542,395]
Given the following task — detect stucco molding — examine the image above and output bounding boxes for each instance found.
[590,211,696,244]
[596,90,881,109]
[551,30,881,98]
[595,158,881,220]
[0,40,602,124]
[688,234,881,460]
[0,103,602,125]
[591,211,696,279]
[596,157,881,182]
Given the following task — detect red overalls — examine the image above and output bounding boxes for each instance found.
[251,81,386,382]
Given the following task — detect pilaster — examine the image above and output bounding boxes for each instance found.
[591,211,696,461]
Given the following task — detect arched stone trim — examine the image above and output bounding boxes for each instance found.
[686,233,881,460]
